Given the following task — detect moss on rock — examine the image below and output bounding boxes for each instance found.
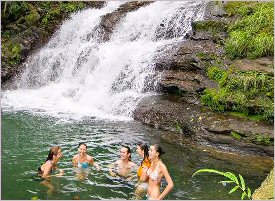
[25,10,40,26]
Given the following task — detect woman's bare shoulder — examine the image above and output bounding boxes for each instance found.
[159,161,167,169]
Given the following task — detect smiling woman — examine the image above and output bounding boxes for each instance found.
[72,142,100,170]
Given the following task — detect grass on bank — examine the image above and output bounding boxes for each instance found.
[201,66,274,124]
[224,1,274,59]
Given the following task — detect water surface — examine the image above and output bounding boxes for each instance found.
[2,112,272,200]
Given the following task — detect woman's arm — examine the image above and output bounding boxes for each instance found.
[157,163,174,200]
[108,162,117,177]
[88,155,100,170]
[72,155,78,167]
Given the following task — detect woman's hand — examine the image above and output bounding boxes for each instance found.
[94,163,101,171]
[59,169,65,175]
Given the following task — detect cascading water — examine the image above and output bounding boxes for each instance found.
[2,1,206,121]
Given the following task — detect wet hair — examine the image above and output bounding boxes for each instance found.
[137,142,149,166]
[122,145,132,161]
[46,146,61,162]
[153,144,165,158]
[78,142,87,149]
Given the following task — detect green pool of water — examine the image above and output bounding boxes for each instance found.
[1,112,272,200]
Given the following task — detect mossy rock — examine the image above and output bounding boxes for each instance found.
[248,134,274,146]
[25,10,40,26]
[192,20,227,32]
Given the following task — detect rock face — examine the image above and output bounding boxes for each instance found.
[252,168,274,200]
[132,1,274,156]
[134,95,274,156]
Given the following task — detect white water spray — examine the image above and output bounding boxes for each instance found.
[2,1,206,121]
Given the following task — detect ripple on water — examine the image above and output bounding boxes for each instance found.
[2,112,272,200]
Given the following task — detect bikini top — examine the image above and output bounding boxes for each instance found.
[147,162,159,181]
[77,155,89,168]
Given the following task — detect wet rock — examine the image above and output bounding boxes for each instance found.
[232,57,274,75]
[156,70,217,95]
[133,95,274,156]
[252,168,274,200]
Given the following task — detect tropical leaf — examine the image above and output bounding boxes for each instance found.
[247,187,251,198]
[225,172,239,184]
[229,186,239,194]
[192,169,226,177]
[241,192,246,200]
[239,174,245,190]
[193,168,252,200]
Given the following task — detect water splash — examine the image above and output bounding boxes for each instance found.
[2,1,206,121]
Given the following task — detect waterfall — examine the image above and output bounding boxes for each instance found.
[2,1,206,121]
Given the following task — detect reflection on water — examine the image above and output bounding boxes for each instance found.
[2,112,273,200]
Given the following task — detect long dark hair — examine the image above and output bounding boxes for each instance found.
[137,142,149,166]
[122,145,132,161]
[153,144,165,158]
[45,146,61,162]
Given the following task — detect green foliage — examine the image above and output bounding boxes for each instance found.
[192,168,252,200]
[249,134,273,146]
[2,2,29,21]
[231,131,242,140]
[1,1,92,73]
[224,2,257,17]
[201,66,274,123]
[174,120,182,134]
[193,20,227,32]
[206,66,228,85]
[224,2,274,59]
[25,10,40,26]
[201,88,226,112]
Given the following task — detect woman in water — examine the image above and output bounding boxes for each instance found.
[38,146,64,179]
[147,144,174,200]
[134,142,151,199]
[38,146,64,197]
[72,143,100,170]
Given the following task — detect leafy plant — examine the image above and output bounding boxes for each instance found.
[192,168,252,200]
[224,2,274,59]
[174,120,182,134]
[201,65,274,123]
